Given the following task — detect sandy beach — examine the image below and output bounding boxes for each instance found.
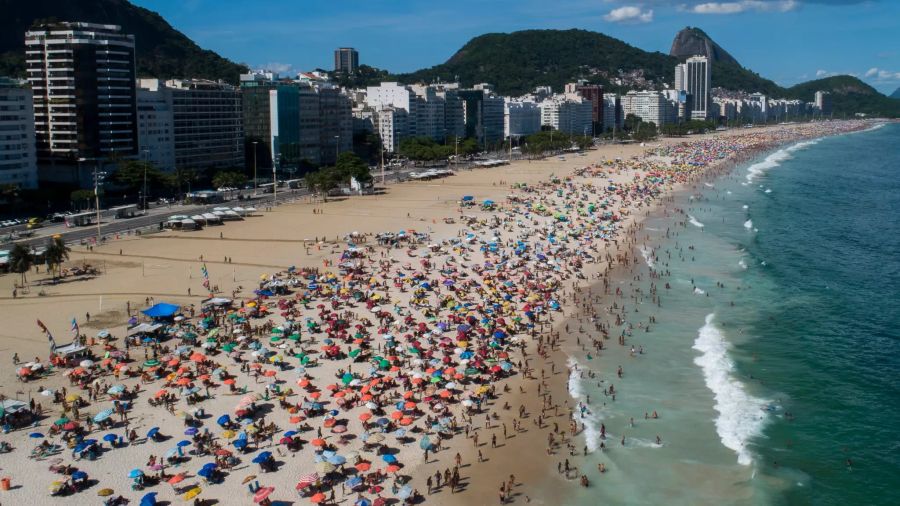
[0,120,877,506]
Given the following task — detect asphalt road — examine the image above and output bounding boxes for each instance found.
[5,161,449,250]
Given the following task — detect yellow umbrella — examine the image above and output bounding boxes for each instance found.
[65,394,80,402]
[183,486,202,501]
[97,488,114,497]
[221,429,236,439]
[49,481,65,492]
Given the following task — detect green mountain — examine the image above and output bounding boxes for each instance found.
[397,29,781,97]
[785,76,900,117]
[0,0,247,83]
[397,29,676,96]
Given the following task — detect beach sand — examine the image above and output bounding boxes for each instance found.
[0,121,875,506]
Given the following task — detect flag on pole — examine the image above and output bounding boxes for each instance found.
[71,317,79,335]
[37,319,57,353]
[201,263,211,291]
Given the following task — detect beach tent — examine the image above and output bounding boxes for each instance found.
[54,342,88,357]
[142,302,180,318]
[128,323,164,336]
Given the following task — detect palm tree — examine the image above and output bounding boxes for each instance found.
[8,243,34,286]
[44,237,70,280]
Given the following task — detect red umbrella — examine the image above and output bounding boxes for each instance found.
[168,473,186,485]
[310,492,326,503]
[355,462,371,472]
[253,486,274,503]
[311,438,326,447]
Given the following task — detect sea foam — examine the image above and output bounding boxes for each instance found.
[743,219,753,230]
[639,245,655,269]
[693,314,768,466]
[567,357,601,452]
[688,215,705,228]
[745,139,820,183]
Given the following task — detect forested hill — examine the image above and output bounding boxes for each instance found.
[0,0,247,83]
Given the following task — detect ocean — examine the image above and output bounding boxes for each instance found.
[542,123,900,505]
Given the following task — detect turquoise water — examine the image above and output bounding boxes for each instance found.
[543,123,900,506]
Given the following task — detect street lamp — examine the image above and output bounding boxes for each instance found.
[79,157,103,245]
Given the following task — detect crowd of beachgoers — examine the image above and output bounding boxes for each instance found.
[0,120,875,506]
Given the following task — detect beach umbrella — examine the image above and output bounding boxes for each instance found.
[29,432,44,438]
[185,427,199,436]
[217,414,231,426]
[140,492,158,506]
[356,499,371,506]
[253,487,275,504]
[98,488,115,497]
[176,440,192,447]
[297,473,319,488]
[128,469,144,478]
[419,435,433,450]
[103,433,118,443]
[252,451,273,464]
[72,470,88,481]
[355,462,371,472]
[315,461,336,473]
[381,454,397,464]
[197,467,213,478]
[345,476,364,489]
[167,474,186,485]
[107,385,126,395]
[94,408,115,422]
[310,492,326,503]
[283,430,297,437]
[183,487,202,501]
[49,481,66,493]
[147,427,160,438]
[326,454,346,465]
[397,485,413,500]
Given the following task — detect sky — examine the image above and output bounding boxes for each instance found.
[131,0,900,94]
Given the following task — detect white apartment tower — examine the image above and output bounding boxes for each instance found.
[26,22,138,184]
[0,79,38,188]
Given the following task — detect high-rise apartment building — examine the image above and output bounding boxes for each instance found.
[318,85,353,166]
[26,22,138,185]
[566,82,603,134]
[622,91,676,127]
[0,78,38,188]
[136,83,175,171]
[814,91,832,116]
[137,79,243,173]
[334,47,359,74]
[458,88,505,146]
[539,95,593,135]
[675,56,711,120]
[504,99,541,139]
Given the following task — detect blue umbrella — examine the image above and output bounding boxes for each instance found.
[94,408,115,422]
[234,439,247,449]
[283,430,297,437]
[73,442,90,453]
[147,427,159,438]
[174,440,190,448]
[252,451,272,464]
[355,499,371,506]
[185,427,198,436]
[216,414,231,426]
[419,435,433,450]
[103,434,118,443]
[128,469,144,478]
[28,432,44,438]
[164,447,179,458]
[376,418,390,426]
[381,454,397,463]
[140,492,158,506]
[345,476,363,488]
[397,484,413,500]
[326,455,346,465]
[197,467,213,478]
[72,470,87,480]
[202,462,218,470]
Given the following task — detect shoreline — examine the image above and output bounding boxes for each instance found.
[0,120,881,506]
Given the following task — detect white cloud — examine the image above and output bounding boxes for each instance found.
[816,69,831,77]
[864,67,900,81]
[603,6,654,23]
[684,0,798,14]
[260,62,295,75]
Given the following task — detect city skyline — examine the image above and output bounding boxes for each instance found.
[131,0,900,94]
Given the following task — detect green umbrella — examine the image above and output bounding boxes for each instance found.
[54,417,70,426]
[270,336,282,343]
[379,359,390,370]
[222,343,236,352]
[288,333,300,341]
[341,373,353,385]
[348,349,361,358]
